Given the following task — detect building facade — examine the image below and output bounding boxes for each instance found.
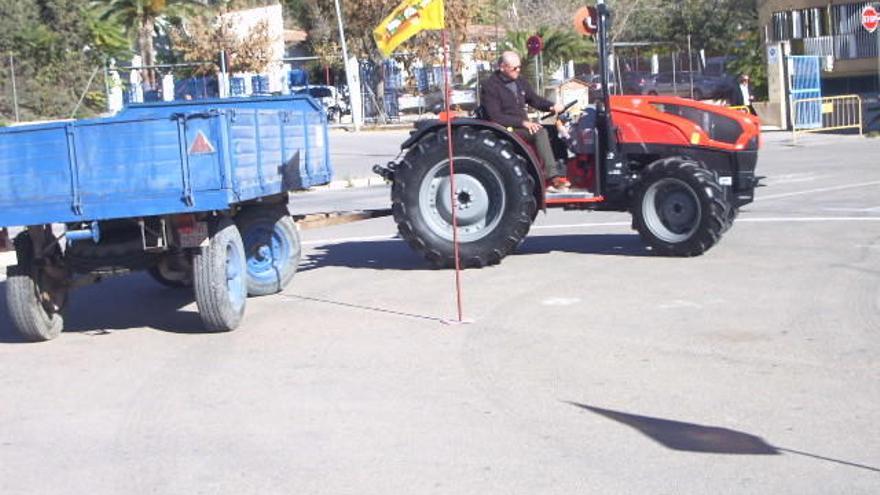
[758,0,879,94]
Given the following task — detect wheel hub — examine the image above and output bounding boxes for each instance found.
[418,158,506,243]
[642,177,702,243]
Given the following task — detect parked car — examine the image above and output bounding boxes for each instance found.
[647,71,720,100]
[619,71,657,95]
[294,85,350,122]
[703,56,738,100]
[578,73,616,101]
[423,85,478,113]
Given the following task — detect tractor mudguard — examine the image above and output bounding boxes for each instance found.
[400,119,548,208]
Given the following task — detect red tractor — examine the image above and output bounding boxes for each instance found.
[374,2,761,268]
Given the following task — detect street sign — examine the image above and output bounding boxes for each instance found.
[527,35,544,56]
[862,5,879,33]
[574,6,599,36]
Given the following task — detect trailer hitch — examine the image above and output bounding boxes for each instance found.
[372,161,398,182]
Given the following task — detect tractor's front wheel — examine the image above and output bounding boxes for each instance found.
[392,127,536,268]
[632,158,730,256]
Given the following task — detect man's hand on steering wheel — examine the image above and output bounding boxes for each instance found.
[540,100,579,121]
[523,121,543,134]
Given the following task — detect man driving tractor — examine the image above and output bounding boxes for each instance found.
[480,51,571,192]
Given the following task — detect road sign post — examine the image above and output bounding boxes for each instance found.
[863,5,879,95]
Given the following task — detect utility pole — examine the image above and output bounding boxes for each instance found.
[333,0,360,131]
[9,52,20,122]
[687,34,694,99]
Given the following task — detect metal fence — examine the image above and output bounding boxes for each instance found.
[791,94,863,141]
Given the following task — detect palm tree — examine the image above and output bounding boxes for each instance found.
[93,0,204,84]
[504,28,593,89]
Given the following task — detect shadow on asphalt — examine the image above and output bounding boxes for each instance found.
[0,274,205,344]
[300,233,650,272]
[568,402,880,472]
[518,234,650,257]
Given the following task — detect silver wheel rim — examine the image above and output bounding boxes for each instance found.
[643,177,701,243]
[418,157,506,243]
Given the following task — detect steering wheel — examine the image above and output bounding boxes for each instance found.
[540,100,579,121]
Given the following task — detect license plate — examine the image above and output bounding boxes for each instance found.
[178,222,209,248]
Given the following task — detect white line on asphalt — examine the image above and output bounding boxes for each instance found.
[821,206,880,213]
[758,181,880,201]
[738,216,880,223]
[302,234,398,246]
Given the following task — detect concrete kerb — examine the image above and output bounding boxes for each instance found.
[310,177,389,191]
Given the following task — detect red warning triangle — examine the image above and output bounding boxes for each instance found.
[189,130,216,155]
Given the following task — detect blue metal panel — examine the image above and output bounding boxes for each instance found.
[788,56,822,130]
[0,95,333,228]
[0,124,74,224]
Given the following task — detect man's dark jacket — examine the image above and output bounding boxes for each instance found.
[480,70,554,128]
[727,83,752,106]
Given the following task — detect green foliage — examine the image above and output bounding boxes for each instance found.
[0,0,113,121]
[727,29,766,100]
[504,28,594,88]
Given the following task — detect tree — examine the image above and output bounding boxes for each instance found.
[93,0,204,84]
[169,6,276,75]
[0,0,127,121]
[504,27,594,89]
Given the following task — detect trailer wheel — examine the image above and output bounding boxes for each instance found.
[236,206,301,296]
[148,257,193,289]
[5,233,65,342]
[193,217,247,332]
[392,127,536,268]
[633,158,729,256]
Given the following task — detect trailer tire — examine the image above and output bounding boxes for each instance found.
[236,206,301,296]
[392,127,536,268]
[193,217,247,332]
[148,262,193,289]
[633,157,729,256]
[5,234,64,342]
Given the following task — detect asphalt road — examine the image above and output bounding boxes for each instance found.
[0,133,878,494]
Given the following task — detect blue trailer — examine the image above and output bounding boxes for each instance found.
[0,95,333,341]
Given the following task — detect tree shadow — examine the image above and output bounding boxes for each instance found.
[300,233,651,272]
[0,273,206,344]
[568,402,880,472]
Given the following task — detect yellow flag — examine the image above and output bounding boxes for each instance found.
[373,0,445,58]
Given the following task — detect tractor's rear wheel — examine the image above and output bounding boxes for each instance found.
[632,158,730,256]
[392,127,536,268]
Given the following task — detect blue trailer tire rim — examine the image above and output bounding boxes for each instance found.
[242,220,292,286]
[226,240,246,311]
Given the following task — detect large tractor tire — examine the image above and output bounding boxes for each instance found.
[632,157,730,256]
[5,232,66,342]
[193,217,247,332]
[235,206,301,296]
[392,127,537,268]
